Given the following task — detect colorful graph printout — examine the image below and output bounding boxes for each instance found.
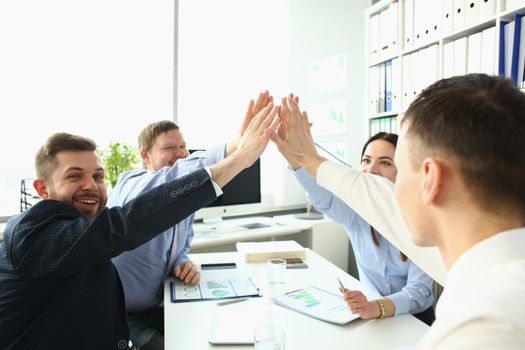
[272,286,359,324]
[171,269,260,302]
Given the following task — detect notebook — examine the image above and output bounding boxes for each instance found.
[208,301,269,345]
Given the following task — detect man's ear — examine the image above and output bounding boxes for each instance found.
[421,158,443,206]
[33,179,50,199]
[140,149,150,166]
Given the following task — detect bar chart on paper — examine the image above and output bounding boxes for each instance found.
[272,286,359,324]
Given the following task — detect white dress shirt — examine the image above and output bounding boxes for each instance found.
[316,160,525,349]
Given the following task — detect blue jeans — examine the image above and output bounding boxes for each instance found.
[127,308,164,350]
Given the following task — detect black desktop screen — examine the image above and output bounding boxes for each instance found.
[190,150,261,207]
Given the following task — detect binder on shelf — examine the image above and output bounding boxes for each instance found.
[370,13,380,61]
[510,14,523,85]
[499,20,509,76]
[481,26,497,75]
[404,0,414,48]
[401,54,412,112]
[442,0,454,35]
[369,66,380,114]
[453,0,466,31]
[518,16,525,87]
[391,57,401,112]
[379,8,390,56]
[385,60,393,112]
[390,1,399,53]
[467,32,482,73]
[506,0,525,11]
[479,0,496,20]
[453,36,468,76]
[379,63,386,113]
[413,0,424,46]
[428,0,442,42]
[465,0,480,27]
[503,20,515,80]
[443,41,455,78]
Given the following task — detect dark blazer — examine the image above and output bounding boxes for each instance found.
[0,168,216,349]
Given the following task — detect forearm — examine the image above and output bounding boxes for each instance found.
[209,152,252,188]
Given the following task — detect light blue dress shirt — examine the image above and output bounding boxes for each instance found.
[294,168,434,315]
[108,144,226,312]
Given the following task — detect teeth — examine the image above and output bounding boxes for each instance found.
[78,200,97,204]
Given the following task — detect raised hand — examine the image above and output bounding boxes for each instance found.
[226,90,273,156]
[271,93,325,174]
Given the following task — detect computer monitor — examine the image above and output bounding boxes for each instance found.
[193,152,262,223]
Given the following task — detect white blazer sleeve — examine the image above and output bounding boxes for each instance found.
[316,161,447,285]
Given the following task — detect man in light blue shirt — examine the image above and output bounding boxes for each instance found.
[108,91,273,350]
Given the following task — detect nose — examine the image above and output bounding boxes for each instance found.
[176,148,189,158]
[364,161,381,176]
[80,177,98,192]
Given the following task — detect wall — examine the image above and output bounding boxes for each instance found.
[290,0,371,167]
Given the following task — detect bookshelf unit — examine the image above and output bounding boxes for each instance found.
[364,0,525,137]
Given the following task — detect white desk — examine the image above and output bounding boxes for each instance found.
[191,214,353,274]
[164,249,429,350]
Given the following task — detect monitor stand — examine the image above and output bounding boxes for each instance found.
[294,204,323,220]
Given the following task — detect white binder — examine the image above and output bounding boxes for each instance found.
[480,26,497,75]
[467,32,482,73]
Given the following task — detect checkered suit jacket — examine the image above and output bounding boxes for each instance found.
[0,168,216,349]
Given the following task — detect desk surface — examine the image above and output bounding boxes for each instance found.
[191,215,325,249]
[164,249,429,350]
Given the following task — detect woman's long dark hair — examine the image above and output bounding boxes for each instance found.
[362,132,407,262]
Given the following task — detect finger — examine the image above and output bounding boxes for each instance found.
[189,271,200,285]
[174,265,181,278]
[184,266,198,284]
[179,263,192,280]
[253,91,266,114]
[258,105,280,135]
[264,112,281,137]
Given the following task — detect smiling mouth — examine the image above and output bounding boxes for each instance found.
[76,199,98,205]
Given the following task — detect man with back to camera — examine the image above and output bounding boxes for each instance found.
[0,99,279,349]
[271,74,525,349]
[107,91,273,350]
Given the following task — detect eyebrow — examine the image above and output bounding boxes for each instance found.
[64,167,104,172]
[362,155,394,161]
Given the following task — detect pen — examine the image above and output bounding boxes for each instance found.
[217,297,250,306]
[337,277,348,292]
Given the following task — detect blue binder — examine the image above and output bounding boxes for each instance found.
[511,14,523,85]
[385,60,393,112]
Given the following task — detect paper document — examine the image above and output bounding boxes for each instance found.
[272,286,359,325]
[171,268,260,302]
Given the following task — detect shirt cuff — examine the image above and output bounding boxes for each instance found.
[388,291,411,316]
[204,167,223,197]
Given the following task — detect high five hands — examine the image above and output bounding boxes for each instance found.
[270,93,326,175]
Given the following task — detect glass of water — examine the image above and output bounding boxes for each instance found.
[254,326,285,350]
[267,258,286,297]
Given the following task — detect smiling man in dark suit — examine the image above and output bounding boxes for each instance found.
[0,101,279,349]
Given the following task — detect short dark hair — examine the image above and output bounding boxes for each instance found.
[361,132,398,157]
[35,133,97,181]
[402,73,525,213]
[138,120,180,153]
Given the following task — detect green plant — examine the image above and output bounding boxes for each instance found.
[99,141,140,188]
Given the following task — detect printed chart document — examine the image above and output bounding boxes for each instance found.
[171,268,260,302]
[272,286,359,325]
